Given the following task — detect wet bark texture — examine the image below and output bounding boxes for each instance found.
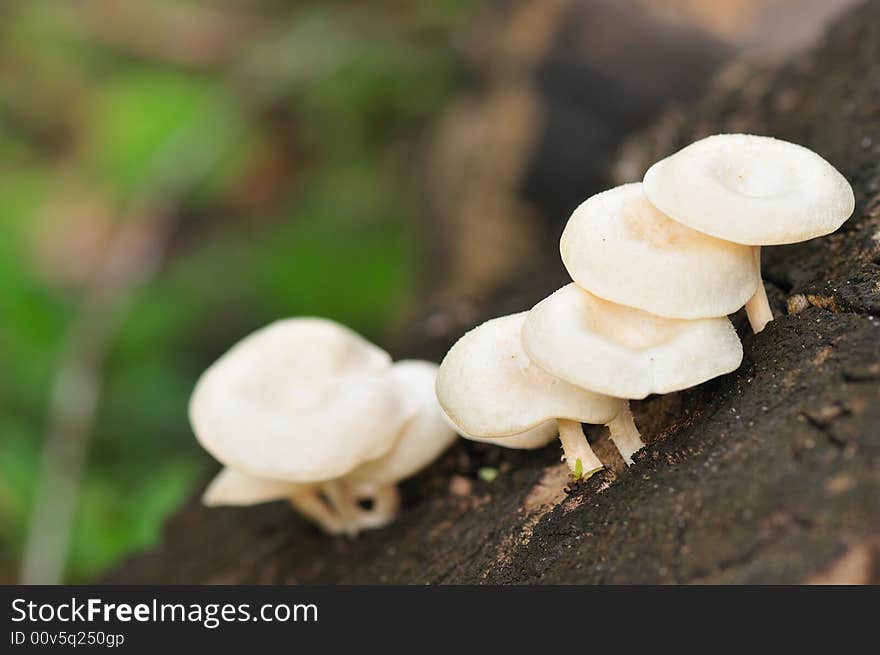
[107,1,880,584]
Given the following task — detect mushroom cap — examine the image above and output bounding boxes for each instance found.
[203,467,298,507]
[522,284,743,399]
[561,183,759,318]
[643,134,854,245]
[439,403,557,449]
[348,360,458,486]
[436,312,623,438]
[468,422,559,450]
[189,318,413,483]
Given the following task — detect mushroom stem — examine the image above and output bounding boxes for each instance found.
[321,479,360,537]
[606,402,645,465]
[745,246,773,333]
[556,419,604,478]
[348,482,401,531]
[288,487,347,536]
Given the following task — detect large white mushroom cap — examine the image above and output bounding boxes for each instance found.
[189,318,413,483]
[436,312,623,438]
[643,134,854,245]
[561,183,758,319]
[522,284,743,400]
[348,360,458,486]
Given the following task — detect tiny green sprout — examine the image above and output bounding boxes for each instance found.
[478,467,499,483]
[572,458,584,480]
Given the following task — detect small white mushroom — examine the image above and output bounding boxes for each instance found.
[436,312,631,479]
[522,284,743,401]
[191,319,456,535]
[561,183,759,319]
[644,134,855,332]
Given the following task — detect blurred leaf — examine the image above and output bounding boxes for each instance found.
[85,70,251,203]
[0,421,41,555]
[67,458,204,581]
[0,168,72,404]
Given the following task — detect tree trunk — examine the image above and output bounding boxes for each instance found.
[106,0,880,584]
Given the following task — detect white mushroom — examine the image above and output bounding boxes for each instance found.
[643,134,855,332]
[522,284,743,401]
[436,312,633,479]
[191,319,455,535]
[561,183,759,319]
[190,318,406,483]
[345,360,458,529]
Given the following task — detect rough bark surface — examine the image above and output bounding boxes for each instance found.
[107,1,880,584]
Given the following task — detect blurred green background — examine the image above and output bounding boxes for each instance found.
[0,0,473,582]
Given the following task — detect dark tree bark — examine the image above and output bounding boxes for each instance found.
[107,0,880,584]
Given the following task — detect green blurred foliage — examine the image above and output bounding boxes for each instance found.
[0,0,474,581]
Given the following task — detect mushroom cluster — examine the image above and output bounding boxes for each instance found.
[189,134,854,533]
[438,133,853,478]
[190,318,457,536]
